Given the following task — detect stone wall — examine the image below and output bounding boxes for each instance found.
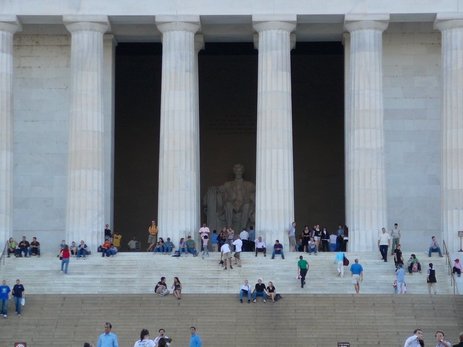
[13,34,70,251]
[383,23,441,250]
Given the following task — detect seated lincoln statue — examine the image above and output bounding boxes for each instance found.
[203,164,255,232]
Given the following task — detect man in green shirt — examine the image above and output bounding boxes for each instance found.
[298,256,309,288]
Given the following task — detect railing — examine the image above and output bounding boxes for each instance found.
[0,242,7,267]
[442,240,458,295]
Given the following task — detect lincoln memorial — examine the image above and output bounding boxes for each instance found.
[1,0,462,253]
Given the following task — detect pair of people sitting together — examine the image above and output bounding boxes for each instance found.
[239,278,279,303]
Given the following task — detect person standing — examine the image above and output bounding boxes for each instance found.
[133,328,155,347]
[97,322,119,347]
[220,242,233,270]
[434,330,452,347]
[297,255,309,288]
[104,224,112,241]
[147,220,158,251]
[153,328,171,346]
[335,251,345,277]
[232,237,243,266]
[396,264,406,294]
[12,279,25,316]
[60,244,71,274]
[288,222,296,252]
[350,258,364,294]
[0,280,11,318]
[427,263,437,295]
[403,328,424,347]
[320,227,330,252]
[189,326,202,347]
[390,223,401,255]
[453,332,463,347]
[378,227,391,262]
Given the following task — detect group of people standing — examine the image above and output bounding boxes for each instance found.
[90,322,202,347]
[0,279,25,318]
[403,328,463,347]
[289,222,348,254]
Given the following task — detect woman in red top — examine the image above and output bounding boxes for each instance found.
[60,244,70,274]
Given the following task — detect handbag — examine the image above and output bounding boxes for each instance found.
[21,297,25,306]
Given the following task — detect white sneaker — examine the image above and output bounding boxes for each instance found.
[263,299,267,303]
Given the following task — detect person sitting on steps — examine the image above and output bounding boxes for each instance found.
[252,278,268,303]
[255,236,266,257]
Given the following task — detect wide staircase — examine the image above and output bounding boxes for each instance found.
[0,251,462,347]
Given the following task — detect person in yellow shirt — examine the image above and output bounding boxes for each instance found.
[147,220,158,251]
[112,231,122,249]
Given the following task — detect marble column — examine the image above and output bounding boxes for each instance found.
[156,16,201,243]
[435,14,463,252]
[253,16,296,247]
[0,16,21,247]
[64,16,109,251]
[344,15,389,252]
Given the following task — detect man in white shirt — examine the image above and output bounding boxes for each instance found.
[239,279,251,303]
[239,229,249,241]
[153,328,171,346]
[378,227,391,262]
[220,243,233,270]
[255,236,266,257]
[403,328,424,347]
[288,222,296,252]
[232,238,243,267]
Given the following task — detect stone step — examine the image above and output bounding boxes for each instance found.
[0,251,454,295]
[0,294,461,347]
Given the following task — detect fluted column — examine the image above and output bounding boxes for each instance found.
[344,15,389,251]
[156,16,201,243]
[435,14,463,252]
[64,16,109,251]
[253,16,295,247]
[0,16,21,247]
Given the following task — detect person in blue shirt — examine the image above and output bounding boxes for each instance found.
[97,322,119,347]
[395,264,406,294]
[189,326,202,347]
[350,258,364,294]
[0,280,11,318]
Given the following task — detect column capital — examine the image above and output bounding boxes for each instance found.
[252,15,296,33]
[434,13,463,31]
[344,14,389,33]
[0,15,22,33]
[63,15,110,33]
[195,34,204,53]
[156,15,200,34]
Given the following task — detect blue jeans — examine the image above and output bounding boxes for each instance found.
[20,247,30,257]
[240,290,251,301]
[154,245,164,253]
[14,296,21,314]
[164,245,173,253]
[428,247,442,257]
[308,247,317,254]
[61,258,69,274]
[252,291,267,300]
[77,248,88,257]
[187,247,197,256]
[271,250,285,259]
[1,299,8,315]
